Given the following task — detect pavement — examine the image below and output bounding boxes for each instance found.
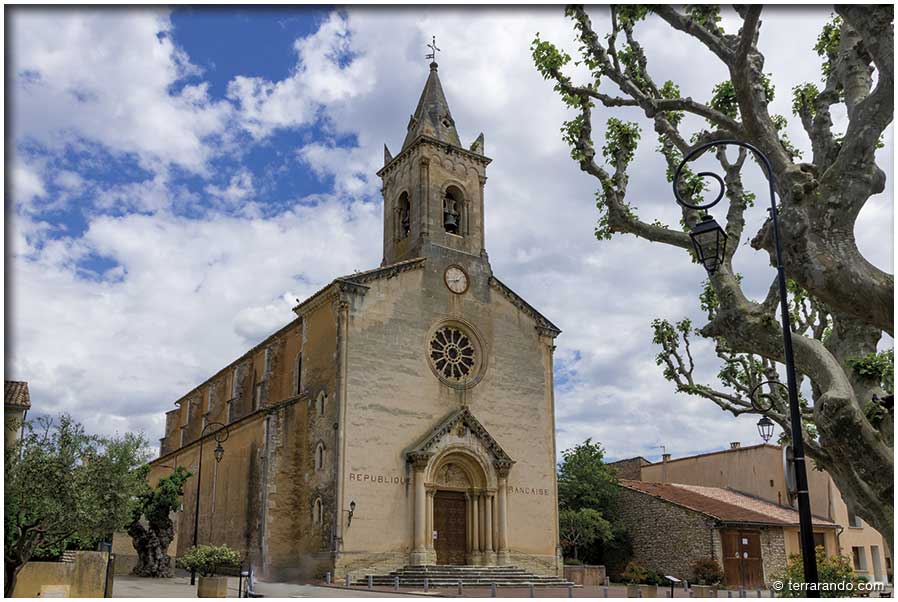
[114,574,790,598]
[113,574,413,598]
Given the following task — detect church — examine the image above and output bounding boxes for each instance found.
[149,58,563,582]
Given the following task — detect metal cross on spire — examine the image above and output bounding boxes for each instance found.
[425,35,440,62]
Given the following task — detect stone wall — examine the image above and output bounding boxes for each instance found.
[615,486,717,580]
[760,528,786,584]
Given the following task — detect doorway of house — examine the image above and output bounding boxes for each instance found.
[721,529,764,589]
[434,490,466,565]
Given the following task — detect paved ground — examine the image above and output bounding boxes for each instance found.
[113,574,413,598]
[320,583,779,598]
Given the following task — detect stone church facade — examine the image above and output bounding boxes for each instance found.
[150,61,562,581]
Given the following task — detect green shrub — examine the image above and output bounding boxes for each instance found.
[621,561,648,585]
[564,557,583,565]
[644,569,667,586]
[691,557,724,585]
[774,545,861,597]
[176,544,240,577]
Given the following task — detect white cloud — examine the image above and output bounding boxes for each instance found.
[9,8,233,173]
[228,12,376,140]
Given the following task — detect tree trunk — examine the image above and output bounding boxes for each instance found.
[5,558,23,598]
[128,517,176,578]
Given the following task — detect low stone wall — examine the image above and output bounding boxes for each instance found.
[12,551,109,598]
[564,564,606,586]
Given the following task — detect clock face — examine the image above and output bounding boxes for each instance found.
[444,266,469,294]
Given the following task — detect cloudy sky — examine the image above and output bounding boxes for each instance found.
[7,6,893,462]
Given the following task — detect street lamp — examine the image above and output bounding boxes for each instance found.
[756,416,775,443]
[190,421,229,585]
[674,140,820,591]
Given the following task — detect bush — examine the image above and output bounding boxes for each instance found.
[644,569,667,586]
[564,557,583,565]
[691,557,724,585]
[774,545,862,598]
[621,561,648,585]
[176,544,240,578]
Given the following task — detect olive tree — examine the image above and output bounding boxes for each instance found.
[533,5,893,549]
[128,465,192,577]
[4,415,148,597]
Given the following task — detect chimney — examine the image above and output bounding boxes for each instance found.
[661,453,671,483]
[730,441,741,449]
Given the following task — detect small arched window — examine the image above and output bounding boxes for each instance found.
[397,192,411,240]
[443,186,464,235]
[315,442,326,471]
[313,497,323,524]
[317,391,327,416]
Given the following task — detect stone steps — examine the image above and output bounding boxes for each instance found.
[352,565,576,588]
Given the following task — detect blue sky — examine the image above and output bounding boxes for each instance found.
[8,6,893,462]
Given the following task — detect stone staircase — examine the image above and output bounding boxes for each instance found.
[352,565,576,588]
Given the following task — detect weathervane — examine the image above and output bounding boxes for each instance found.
[425,35,440,62]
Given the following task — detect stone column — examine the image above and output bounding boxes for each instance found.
[471,493,482,565]
[425,489,435,556]
[483,493,495,565]
[409,453,431,565]
[496,466,510,565]
[465,494,473,563]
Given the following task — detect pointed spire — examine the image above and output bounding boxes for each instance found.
[401,62,462,151]
[470,132,485,155]
[384,144,393,165]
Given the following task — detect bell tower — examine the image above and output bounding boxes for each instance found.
[377,60,491,266]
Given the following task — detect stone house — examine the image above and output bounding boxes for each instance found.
[613,443,892,585]
[617,480,839,589]
[146,59,563,582]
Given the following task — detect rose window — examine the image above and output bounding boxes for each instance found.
[429,327,476,381]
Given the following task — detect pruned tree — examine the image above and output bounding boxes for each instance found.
[4,415,148,597]
[128,465,192,577]
[533,5,894,550]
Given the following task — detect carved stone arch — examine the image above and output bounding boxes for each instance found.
[426,445,493,491]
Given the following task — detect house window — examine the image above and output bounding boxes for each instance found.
[227,400,236,423]
[315,442,325,471]
[813,532,826,555]
[313,497,323,524]
[852,546,868,571]
[316,391,326,416]
[231,367,239,399]
[293,353,302,396]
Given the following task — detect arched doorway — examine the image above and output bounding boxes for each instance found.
[427,450,493,565]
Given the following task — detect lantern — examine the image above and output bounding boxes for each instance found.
[757,415,775,443]
[214,441,225,463]
[689,214,728,274]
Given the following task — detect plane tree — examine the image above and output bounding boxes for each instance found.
[533,5,893,548]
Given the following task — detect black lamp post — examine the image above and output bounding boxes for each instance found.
[190,421,229,586]
[674,140,820,591]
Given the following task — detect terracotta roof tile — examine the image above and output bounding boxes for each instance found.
[620,480,837,527]
[5,380,31,410]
